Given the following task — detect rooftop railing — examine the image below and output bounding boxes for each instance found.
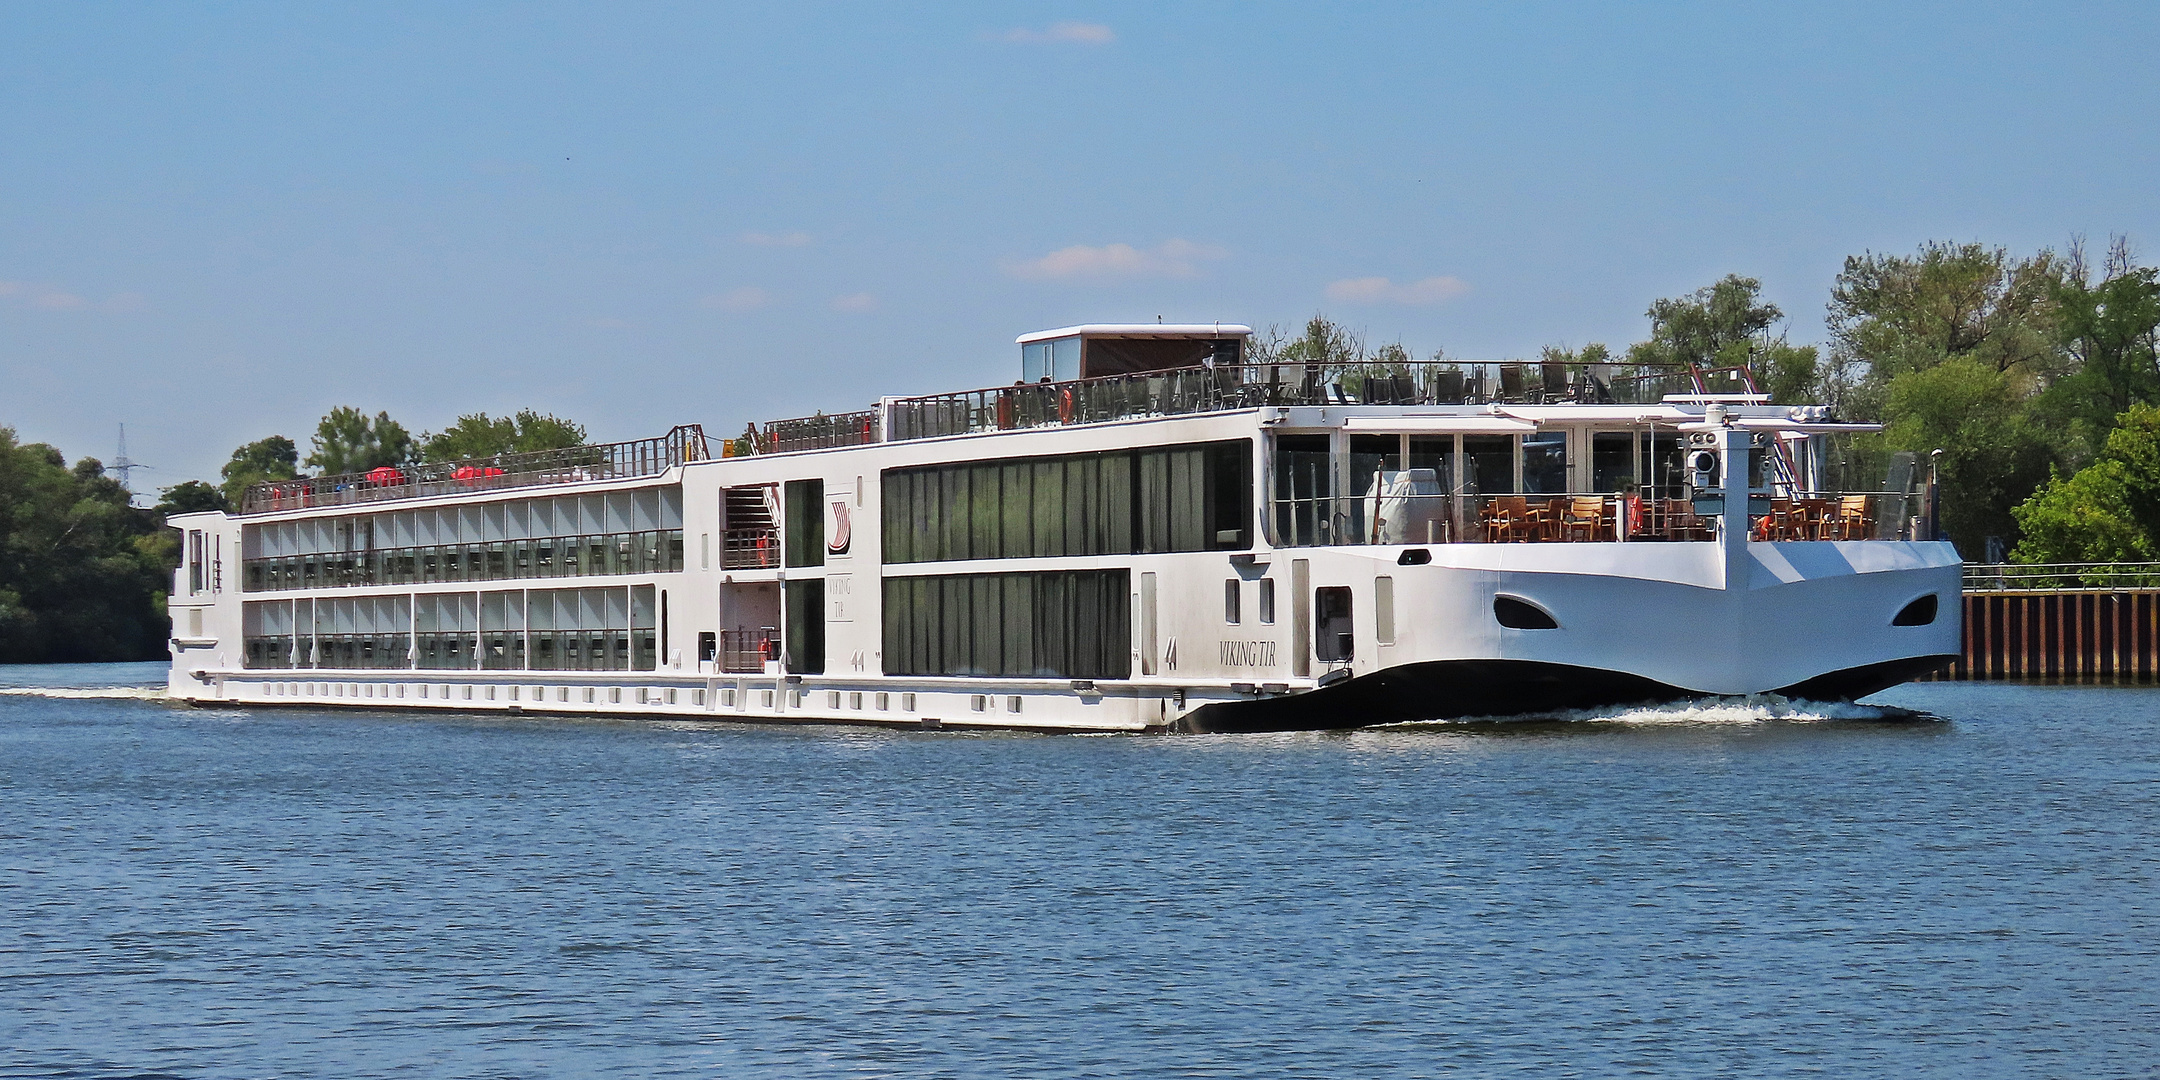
[881,361,1746,443]
[726,361,1766,453]
[1963,562,2160,591]
[240,425,711,515]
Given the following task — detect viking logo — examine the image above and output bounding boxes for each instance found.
[826,500,852,555]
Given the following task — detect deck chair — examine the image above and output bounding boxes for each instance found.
[1499,365,1527,402]
[1539,362,1571,402]
[1434,369,1465,404]
[1827,494,1872,540]
[1559,495,1607,541]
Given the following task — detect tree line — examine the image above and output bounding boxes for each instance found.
[1,409,586,663]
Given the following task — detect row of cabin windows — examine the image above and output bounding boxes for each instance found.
[242,586,659,671]
[881,441,1251,564]
[243,489,684,557]
[244,531,684,591]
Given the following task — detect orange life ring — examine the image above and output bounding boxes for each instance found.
[1058,388,1074,424]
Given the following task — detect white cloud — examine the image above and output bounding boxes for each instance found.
[992,21,1114,44]
[1324,275,1470,306]
[831,292,878,312]
[1005,239,1228,282]
[701,287,772,312]
[741,231,812,248]
[0,281,19,297]
[32,291,88,310]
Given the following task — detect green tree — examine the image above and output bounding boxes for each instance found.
[219,435,300,506]
[2039,236,2160,441]
[1825,242,2073,552]
[0,429,172,662]
[419,409,587,463]
[1827,241,2064,388]
[156,480,229,515]
[1883,357,2058,555]
[2010,403,2160,564]
[306,407,414,476]
[1253,315,1367,366]
[1625,274,1818,402]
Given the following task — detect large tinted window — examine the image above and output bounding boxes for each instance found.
[882,570,1130,679]
[883,441,1250,563]
[784,479,824,567]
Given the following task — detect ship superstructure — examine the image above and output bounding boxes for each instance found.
[166,323,1960,731]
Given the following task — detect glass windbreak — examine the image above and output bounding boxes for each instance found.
[1592,432,1636,491]
[1522,431,1567,493]
[1272,434,1334,546]
[1646,432,1686,499]
[1463,436,1513,496]
[1348,435,1401,501]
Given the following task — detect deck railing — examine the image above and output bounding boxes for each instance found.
[1268,491,1920,547]
[760,411,879,454]
[1963,562,2160,591]
[725,361,1764,453]
[240,425,711,515]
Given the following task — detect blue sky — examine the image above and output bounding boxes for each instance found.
[4,1,2157,491]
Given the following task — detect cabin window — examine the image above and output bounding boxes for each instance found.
[1375,576,1395,645]
[784,580,825,674]
[1315,586,1354,663]
[188,531,206,594]
[1258,578,1276,625]
[784,480,825,566]
[1224,579,1242,625]
[882,569,1130,680]
[882,441,1250,563]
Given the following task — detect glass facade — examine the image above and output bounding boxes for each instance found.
[241,585,657,672]
[882,570,1131,679]
[882,440,1251,564]
[241,488,684,592]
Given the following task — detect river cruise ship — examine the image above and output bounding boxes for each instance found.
[166,324,1961,732]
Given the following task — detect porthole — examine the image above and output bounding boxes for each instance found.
[1493,595,1559,630]
[1893,594,1939,627]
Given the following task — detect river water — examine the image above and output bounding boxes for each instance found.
[2,663,2154,1078]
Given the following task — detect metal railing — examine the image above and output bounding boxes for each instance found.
[1268,491,1920,547]
[240,425,711,515]
[719,628,776,673]
[1963,563,2160,591]
[759,411,879,454]
[721,529,780,570]
[724,361,1768,452]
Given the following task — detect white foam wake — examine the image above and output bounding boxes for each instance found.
[0,686,171,701]
[1380,695,1896,728]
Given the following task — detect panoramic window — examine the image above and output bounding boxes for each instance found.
[882,441,1251,563]
[882,569,1130,679]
